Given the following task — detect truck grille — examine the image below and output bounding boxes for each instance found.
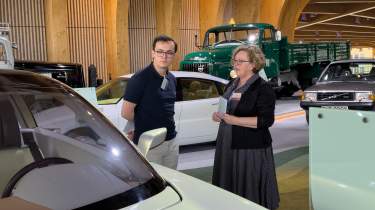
[317,92,354,101]
[182,63,208,73]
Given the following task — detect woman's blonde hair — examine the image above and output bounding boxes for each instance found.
[232,45,266,73]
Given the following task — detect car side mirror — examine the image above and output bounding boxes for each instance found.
[312,78,318,84]
[275,30,282,41]
[137,128,166,156]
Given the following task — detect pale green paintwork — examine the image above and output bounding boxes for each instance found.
[74,87,98,106]
[310,107,375,210]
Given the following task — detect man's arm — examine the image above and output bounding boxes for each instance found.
[121,100,136,121]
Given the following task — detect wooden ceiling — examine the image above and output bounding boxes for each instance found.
[295,0,375,47]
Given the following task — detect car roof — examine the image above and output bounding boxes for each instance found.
[119,71,228,84]
[330,59,375,64]
[0,69,72,89]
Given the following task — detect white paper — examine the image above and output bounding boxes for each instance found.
[218,97,227,114]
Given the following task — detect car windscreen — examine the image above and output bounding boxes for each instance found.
[319,62,375,82]
[204,28,259,47]
[96,78,128,105]
[0,73,165,209]
[0,43,6,63]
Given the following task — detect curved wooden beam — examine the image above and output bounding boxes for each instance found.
[278,0,310,42]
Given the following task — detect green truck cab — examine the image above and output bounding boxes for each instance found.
[180,23,350,94]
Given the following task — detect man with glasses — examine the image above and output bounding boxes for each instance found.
[121,35,179,169]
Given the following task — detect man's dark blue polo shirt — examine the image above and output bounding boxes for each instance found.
[124,63,177,144]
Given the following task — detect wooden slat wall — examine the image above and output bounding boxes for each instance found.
[0,0,47,61]
[67,0,108,84]
[178,0,200,60]
[128,0,156,73]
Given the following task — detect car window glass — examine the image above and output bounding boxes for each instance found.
[320,63,375,82]
[263,29,273,40]
[96,79,127,105]
[206,29,259,46]
[216,82,226,95]
[180,78,219,101]
[0,43,6,63]
[15,90,158,203]
[0,95,34,192]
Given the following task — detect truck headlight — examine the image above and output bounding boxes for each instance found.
[189,57,207,61]
[356,92,375,102]
[302,92,317,102]
[230,70,237,78]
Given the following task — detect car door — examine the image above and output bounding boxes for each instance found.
[96,77,182,134]
[176,78,222,145]
[96,78,128,130]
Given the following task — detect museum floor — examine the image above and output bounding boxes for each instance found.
[181,146,310,210]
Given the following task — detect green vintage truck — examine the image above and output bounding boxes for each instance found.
[180,23,350,94]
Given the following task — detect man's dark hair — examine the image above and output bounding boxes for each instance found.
[152,35,178,53]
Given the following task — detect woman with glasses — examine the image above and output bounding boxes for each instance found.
[212,45,279,210]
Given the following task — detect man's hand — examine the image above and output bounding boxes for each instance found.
[126,130,134,141]
[121,101,136,121]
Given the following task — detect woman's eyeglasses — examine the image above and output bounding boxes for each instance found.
[231,59,251,65]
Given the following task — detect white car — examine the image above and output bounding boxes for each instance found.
[0,70,265,210]
[96,71,228,146]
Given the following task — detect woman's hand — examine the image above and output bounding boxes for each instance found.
[212,112,223,122]
[222,113,236,125]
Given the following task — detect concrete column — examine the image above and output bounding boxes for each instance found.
[44,0,70,62]
[278,0,310,42]
[104,0,130,78]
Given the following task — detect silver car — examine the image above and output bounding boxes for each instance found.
[300,59,375,122]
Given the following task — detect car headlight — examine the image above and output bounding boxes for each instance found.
[356,92,375,102]
[302,92,317,102]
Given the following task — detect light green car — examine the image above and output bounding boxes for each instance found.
[310,107,375,210]
[0,69,266,210]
